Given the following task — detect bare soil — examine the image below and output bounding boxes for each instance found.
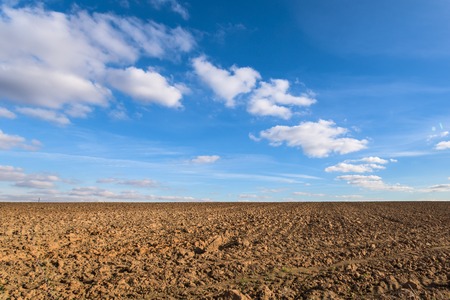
[0,202,449,299]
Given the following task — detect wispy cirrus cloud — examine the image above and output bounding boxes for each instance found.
[17,107,71,126]
[149,0,190,20]
[97,177,158,188]
[293,191,326,197]
[0,107,16,119]
[191,155,220,164]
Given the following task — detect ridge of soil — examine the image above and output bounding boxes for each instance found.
[0,202,449,299]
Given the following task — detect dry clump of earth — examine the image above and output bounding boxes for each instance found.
[0,202,449,299]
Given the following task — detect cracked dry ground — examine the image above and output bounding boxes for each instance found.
[0,202,449,299]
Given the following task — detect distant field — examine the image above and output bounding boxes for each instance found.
[0,202,449,299]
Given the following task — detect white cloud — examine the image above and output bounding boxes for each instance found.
[0,129,42,150]
[69,187,116,198]
[193,56,260,107]
[325,156,391,173]
[0,165,25,181]
[15,176,60,189]
[261,188,285,193]
[334,194,363,200]
[106,67,183,108]
[192,155,220,164]
[122,179,158,187]
[325,162,385,173]
[17,107,70,126]
[337,175,412,192]
[248,98,293,119]
[64,187,209,202]
[0,6,194,122]
[293,191,326,197]
[248,79,316,119]
[96,178,118,184]
[0,107,16,119]
[256,119,368,158]
[64,104,93,118]
[150,0,190,20]
[108,103,129,120]
[435,141,450,150]
[97,177,158,187]
[422,184,450,192]
[0,63,111,109]
[428,131,449,141]
[0,165,60,189]
[357,156,389,164]
[239,193,260,199]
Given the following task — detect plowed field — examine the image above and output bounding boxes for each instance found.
[0,202,449,299]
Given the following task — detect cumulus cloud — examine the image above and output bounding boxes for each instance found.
[0,165,60,189]
[106,67,183,108]
[192,56,260,107]
[248,79,316,119]
[0,129,42,150]
[337,175,412,192]
[325,162,384,173]
[17,107,71,126]
[0,63,111,109]
[191,155,220,164]
[0,6,194,123]
[357,156,389,164]
[325,156,391,173]
[435,141,450,150]
[256,119,368,158]
[150,0,190,20]
[0,107,16,119]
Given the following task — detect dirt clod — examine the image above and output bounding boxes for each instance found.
[0,202,448,299]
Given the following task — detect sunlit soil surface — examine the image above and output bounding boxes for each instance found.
[0,202,449,299]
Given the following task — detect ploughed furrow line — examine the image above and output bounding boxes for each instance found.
[0,202,448,299]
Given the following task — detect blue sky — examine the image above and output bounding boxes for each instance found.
[1,0,450,202]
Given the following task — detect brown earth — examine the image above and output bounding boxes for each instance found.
[0,202,449,299]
